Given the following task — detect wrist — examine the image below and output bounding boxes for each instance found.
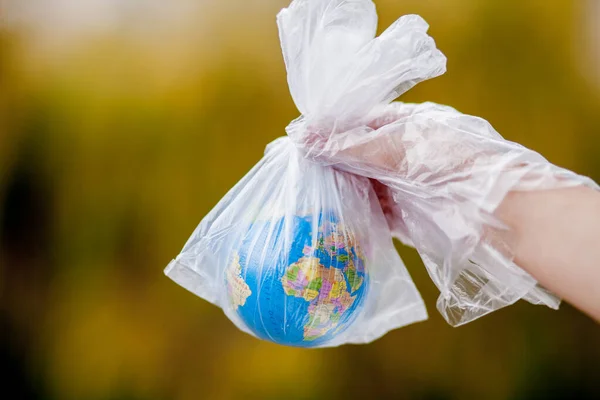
[495,186,600,320]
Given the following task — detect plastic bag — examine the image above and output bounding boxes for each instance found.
[166,137,426,347]
[166,0,439,348]
[166,0,598,344]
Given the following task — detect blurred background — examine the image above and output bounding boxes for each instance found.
[1,0,600,399]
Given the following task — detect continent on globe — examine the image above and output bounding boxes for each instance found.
[226,253,252,309]
[281,254,364,341]
[344,260,364,293]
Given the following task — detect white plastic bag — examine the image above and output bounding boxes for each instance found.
[166,0,598,344]
[166,137,426,347]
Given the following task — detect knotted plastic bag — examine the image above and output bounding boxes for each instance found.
[166,0,598,346]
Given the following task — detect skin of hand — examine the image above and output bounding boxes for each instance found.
[495,187,600,321]
[375,180,600,322]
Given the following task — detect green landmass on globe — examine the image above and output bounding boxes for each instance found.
[280,255,363,340]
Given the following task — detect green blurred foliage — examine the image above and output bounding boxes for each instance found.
[1,1,599,399]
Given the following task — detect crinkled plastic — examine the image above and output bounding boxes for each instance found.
[166,0,598,345]
[166,137,426,347]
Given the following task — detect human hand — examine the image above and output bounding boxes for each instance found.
[289,101,597,325]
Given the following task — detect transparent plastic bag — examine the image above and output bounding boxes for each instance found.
[166,0,598,343]
[166,0,436,348]
[166,138,427,347]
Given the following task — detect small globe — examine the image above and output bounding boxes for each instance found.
[225,213,368,347]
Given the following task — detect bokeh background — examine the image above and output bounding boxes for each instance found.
[1,0,600,399]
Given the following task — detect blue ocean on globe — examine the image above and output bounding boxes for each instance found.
[224,213,369,347]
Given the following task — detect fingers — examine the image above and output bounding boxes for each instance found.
[299,101,512,186]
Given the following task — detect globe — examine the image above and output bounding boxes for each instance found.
[224,213,369,347]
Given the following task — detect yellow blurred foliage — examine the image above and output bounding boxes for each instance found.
[1,1,599,399]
